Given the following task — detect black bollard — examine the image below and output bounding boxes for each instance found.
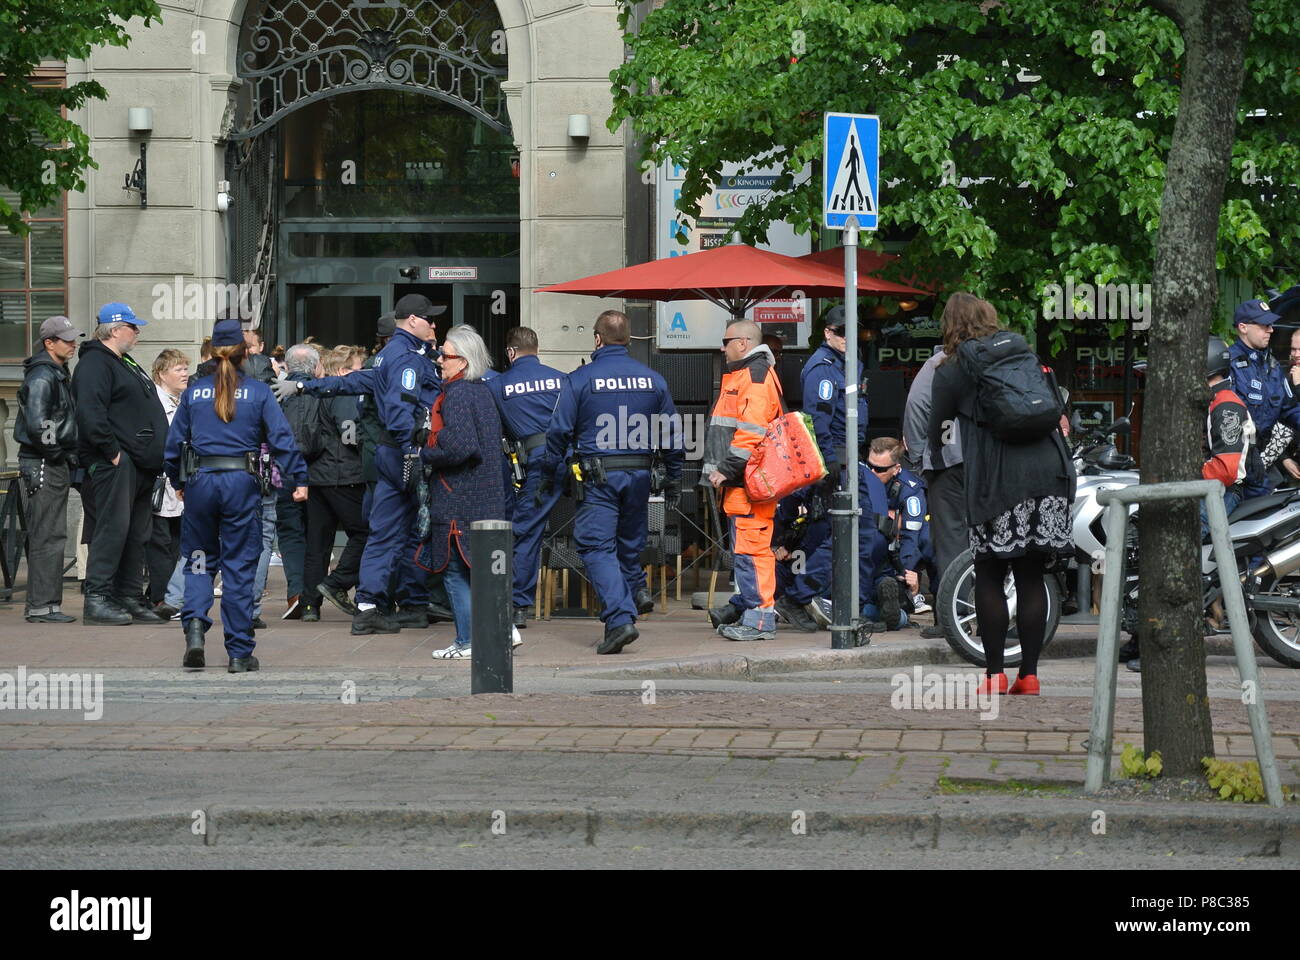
[469,519,513,694]
[829,490,856,649]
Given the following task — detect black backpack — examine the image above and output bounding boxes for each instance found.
[957,332,1061,443]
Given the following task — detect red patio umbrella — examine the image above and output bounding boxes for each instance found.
[537,243,851,319]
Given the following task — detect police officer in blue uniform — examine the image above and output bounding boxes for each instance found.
[351,294,442,635]
[165,317,308,672]
[539,310,683,654]
[1229,298,1300,500]
[487,326,568,628]
[867,437,938,616]
[801,305,868,482]
[771,462,896,629]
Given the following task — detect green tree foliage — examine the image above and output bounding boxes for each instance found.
[0,0,162,236]
[610,0,1299,349]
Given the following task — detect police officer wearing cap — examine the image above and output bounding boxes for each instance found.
[487,326,568,628]
[538,310,684,654]
[801,305,868,482]
[350,294,442,635]
[164,317,308,672]
[1228,298,1300,499]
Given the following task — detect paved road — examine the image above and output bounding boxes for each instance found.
[10,846,1285,870]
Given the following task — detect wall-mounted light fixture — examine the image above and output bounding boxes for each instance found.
[123,107,152,209]
[566,114,590,140]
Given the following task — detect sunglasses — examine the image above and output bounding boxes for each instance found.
[439,352,463,361]
[868,462,894,473]
[722,336,749,346]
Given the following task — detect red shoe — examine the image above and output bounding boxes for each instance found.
[976,672,1008,695]
[1008,674,1040,696]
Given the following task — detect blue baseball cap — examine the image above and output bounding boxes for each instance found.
[97,302,144,326]
[211,317,243,347]
[1234,299,1274,328]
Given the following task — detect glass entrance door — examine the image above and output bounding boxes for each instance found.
[293,284,389,350]
[452,282,520,371]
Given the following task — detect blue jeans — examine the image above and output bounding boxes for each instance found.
[444,549,472,648]
[251,493,277,617]
[164,556,185,608]
[1200,487,1242,541]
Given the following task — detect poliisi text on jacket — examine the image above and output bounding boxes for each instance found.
[592,376,654,392]
[503,377,563,397]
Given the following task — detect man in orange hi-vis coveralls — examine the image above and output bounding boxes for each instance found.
[702,319,784,641]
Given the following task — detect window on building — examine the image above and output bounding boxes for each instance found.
[1,74,68,361]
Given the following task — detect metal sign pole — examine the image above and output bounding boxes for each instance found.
[844,216,860,631]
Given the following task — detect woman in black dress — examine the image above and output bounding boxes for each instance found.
[927,293,1076,695]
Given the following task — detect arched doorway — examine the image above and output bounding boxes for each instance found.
[226,0,519,362]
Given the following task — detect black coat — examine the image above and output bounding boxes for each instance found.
[15,350,77,464]
[72,339,168,473]
[928,345,1075,527]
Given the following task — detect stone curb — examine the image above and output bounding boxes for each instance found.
[561,632,1110,680]
[2,802,1297,857]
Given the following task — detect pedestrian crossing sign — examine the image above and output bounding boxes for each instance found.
[823,113,879,230]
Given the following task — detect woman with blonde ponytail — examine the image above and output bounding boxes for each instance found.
[163,317,310,673]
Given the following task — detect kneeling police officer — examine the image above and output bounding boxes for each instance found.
[165,318,308,672]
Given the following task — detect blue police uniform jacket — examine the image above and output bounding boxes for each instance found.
[1228,339,1300,435]
[887,467,931,572]
[370,328,439,451]
[164,372,308,489]
[541,344,684,482]
[488,354,568,449]
[801,343,867,462]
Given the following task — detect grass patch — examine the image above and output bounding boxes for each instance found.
[938,776,1074,797]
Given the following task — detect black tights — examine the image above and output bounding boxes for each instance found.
[974,553,1050,677]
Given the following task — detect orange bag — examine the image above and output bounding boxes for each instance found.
[744,410,827,503]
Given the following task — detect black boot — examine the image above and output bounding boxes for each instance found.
[182,619,206,669]
[119,596,166,624]
[84,594,132,626]
[708,603,743,629]
[228,655,260,673]
[394,606,429,629]
[352,608,400,636]
[513,605,531,629]
[598,622,639,655]
[634,588,655,615]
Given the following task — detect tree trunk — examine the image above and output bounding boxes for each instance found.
[1138,0,1253,776]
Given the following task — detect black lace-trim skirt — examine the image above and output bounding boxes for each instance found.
[969,495,1073,559]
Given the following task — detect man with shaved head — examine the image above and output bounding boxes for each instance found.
[703,319,784,640]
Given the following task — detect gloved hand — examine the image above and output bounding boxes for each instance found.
[663,481,681,514]
[272,377,302,402]
[534,475,553,507]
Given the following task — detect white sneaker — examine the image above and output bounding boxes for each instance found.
[511,626,523,649]
[912,596,932,615]
[432,642,471,659]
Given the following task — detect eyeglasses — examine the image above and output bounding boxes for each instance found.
[868,462,894,473]
[722,336,749,346]
[826,327,846,336]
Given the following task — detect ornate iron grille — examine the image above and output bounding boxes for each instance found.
[232,0,509,140]
[225,132,278,331]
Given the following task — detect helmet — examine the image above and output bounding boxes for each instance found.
[1207,336,1230,378]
